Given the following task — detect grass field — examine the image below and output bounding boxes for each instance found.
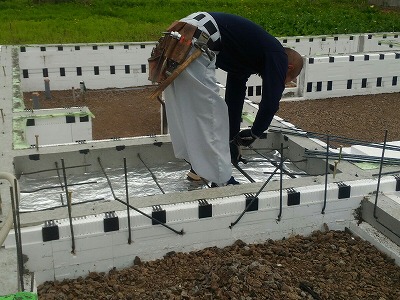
[0,0,399,44]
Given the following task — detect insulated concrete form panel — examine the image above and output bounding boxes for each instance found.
[18,43,154,91]
[279,32,400,56]
[14,33,400,103]
[349,141,400,159]
[12,137,176,178]
[7,175,396,285]
[0,46,15,173]
[304,51,400,99]
[21,109,93,146]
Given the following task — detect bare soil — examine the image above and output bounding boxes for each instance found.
[24,89,400,299]
[24,89,400,144]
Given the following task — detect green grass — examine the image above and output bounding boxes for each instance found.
[1,0,399,44]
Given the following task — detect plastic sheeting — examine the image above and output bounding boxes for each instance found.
[18,150,305,212]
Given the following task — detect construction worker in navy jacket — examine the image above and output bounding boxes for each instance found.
[163,12,304,186]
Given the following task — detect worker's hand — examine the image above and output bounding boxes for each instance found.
[234,129,258,147]
[230,141,242,164]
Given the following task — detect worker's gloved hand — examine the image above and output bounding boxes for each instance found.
[234,129,258,147]
[230,141,242,164]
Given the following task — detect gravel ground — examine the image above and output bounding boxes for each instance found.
[24,89,400,299]
[37,230,400,300]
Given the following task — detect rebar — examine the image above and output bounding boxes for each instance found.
[230,161,283,229]
[55,162,64,191]
[322,135,330,214]
[20,197,106,213]
[124,158,132,244]
[10,186,24,291]
[137,153,165,194]
[304,150,400,165]
[97,157,183,235]
[269,126,400,152]
[233,163,255,183]
[250,146,296,179]
[20,180,97,193]
[97,157,118,199]
[277,143,284,221]
[61,158,76,254]
[374,130,388,219]
[16,163,91,176]
[13,179,23,287]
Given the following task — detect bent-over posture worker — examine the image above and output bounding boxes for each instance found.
[161,12,303,186]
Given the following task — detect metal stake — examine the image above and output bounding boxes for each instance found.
[374,130,388,219]
[277,143,283,221]
[61,159,76,254]
[10,186,24,291]
[322,135,330,214]
[124,158,132,244]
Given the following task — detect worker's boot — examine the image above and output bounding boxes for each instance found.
[187,168,202,181]
[211,176,240,187]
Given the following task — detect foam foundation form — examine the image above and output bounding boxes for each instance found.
[1,32,400,293]
[5,176,399,284]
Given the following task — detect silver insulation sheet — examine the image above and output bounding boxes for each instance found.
[18,150,305,212]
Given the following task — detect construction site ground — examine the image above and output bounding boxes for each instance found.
[23,88,400,144]
[22,88,400,299]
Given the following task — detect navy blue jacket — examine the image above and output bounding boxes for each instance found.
[209,12,288,139]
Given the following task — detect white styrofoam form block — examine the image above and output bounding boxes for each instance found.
[53,244,113,268]
[280,33,400,56]
[24,243,54,272]
[13,176,399,284]
[163,201,199,223]
[65,215,104,236]
[19,43,154,91]
[208,195,249,216]
[304,52,400,99]
[348,220,400,266]
[386,192,400,205]
[50,238,74,253]
[349,176,397,196]
[26,121,92,146]
[113,254,137,270]
[4,225,43,248]
[19,107,93,145]
[53,258,115,282]
[24,197,361,285]
[295,183,340,203]
[34,269,55,285]
[349,141,400,159]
